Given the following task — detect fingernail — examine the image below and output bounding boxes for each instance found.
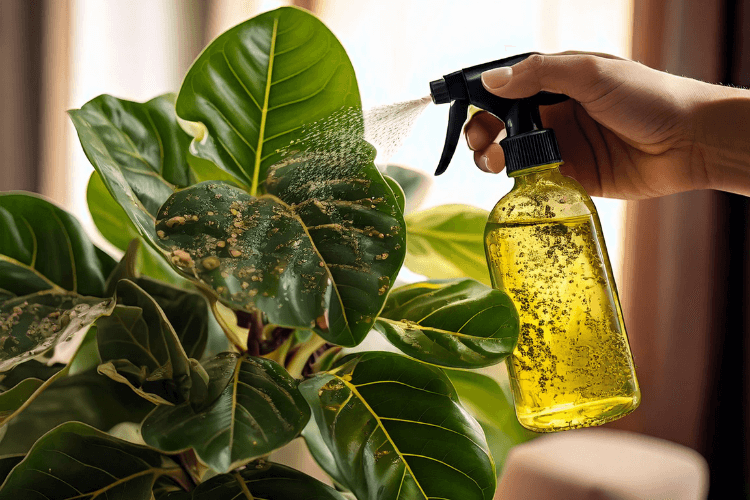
[466,127,487,150]
[480,155,491,172]
[482,67,513,90]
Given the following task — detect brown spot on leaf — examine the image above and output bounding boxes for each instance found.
[202,256,220,271]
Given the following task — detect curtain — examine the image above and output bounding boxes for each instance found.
[615,0,750,496]
[0,1,46,193]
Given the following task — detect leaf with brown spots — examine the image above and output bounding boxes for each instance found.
[0,292,115,372]
[141,353,310,473]
[155,153,406,347]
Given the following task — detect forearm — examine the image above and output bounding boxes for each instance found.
[693,85,750,197]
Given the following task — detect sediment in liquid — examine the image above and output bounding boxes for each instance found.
[485,215,639,431]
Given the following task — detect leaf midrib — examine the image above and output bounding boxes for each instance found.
[376,317,511,342]
[251,17,279,196]
[338,377,429,500]
[0,255,65,293]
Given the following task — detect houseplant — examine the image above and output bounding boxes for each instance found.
[0,7,532,499]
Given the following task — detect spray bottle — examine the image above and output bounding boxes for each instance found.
[430,53,640,432]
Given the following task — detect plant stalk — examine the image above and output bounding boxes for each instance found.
[286,333,327,378]
[208,299,248,353]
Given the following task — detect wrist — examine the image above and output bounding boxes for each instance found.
[691,84,750,196]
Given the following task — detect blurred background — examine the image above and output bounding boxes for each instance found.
[1,0,748,497]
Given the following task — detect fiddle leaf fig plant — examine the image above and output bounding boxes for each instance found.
[0,6,531,499]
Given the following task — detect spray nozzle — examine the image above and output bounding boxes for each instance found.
[430,52,569,176]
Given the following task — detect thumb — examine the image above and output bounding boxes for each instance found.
[481,53,625,105]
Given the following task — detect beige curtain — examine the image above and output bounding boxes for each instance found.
[615,0,750,496]
[0,1,46,192]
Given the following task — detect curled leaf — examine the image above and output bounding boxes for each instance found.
[0,292,114,372]
[374,279,518,368]
[96,280,195,405]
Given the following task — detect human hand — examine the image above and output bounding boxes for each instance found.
[464,52,749,199]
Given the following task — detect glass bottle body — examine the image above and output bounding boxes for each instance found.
[485,163,640,432]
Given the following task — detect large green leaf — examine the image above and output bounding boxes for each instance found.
[96,280,197,405]
[87,170,140,251]
[0,192,116,297]
[131,277,210,359]
[69,93,193,244]
[0,378,43,421]
[445,370,536,475]
[0,422,176,499]
[0,365,66,429]
[0,360,63,390]
[374,279,518,368]
[0,371,154,455]
[176,6,360,195]
[0,328,100,431]
[405,204,491,285]
[155,172,405,347]
[301,413,348,487]
[88,172,189,288]
[0,291,114,372]
[299,352,496,500]
[142,353,310,473]
[159,461,347,500]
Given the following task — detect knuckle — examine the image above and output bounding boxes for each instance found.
[524,53,546,73]
[578,55,606,80]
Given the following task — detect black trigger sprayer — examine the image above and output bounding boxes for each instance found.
[430,52,568,176]
[429,52,641,432]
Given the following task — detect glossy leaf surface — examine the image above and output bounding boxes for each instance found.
[0,360,63,389]
[0,378,43,420]
[0,372,154,455]
[176,6,360,195]
[87,170,140,251]
[0,193,116,297]
[0,422,174,499]
[69,94,192,243]
[374,279,518,368]
[0,292,114,372]
[155,174,405,347]
[159,461,347,500]
[142,353,310,473]
[0,366,67,429]
[0,331,98,431]
[130,277,209,360]
[445,369,536,474]
[301,414,348,487]
[299,352,496,500]
[96,280,194,405]
[405,204,491,285]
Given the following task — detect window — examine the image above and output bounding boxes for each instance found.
[65,0,632,274]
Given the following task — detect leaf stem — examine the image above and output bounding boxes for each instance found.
[262,333,294,365]
[233,471,255,499]
[174,449,203,489]
[208,299,248,353]
[286,333,327,378]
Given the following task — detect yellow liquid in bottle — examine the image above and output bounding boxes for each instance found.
[485,168,639,432]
